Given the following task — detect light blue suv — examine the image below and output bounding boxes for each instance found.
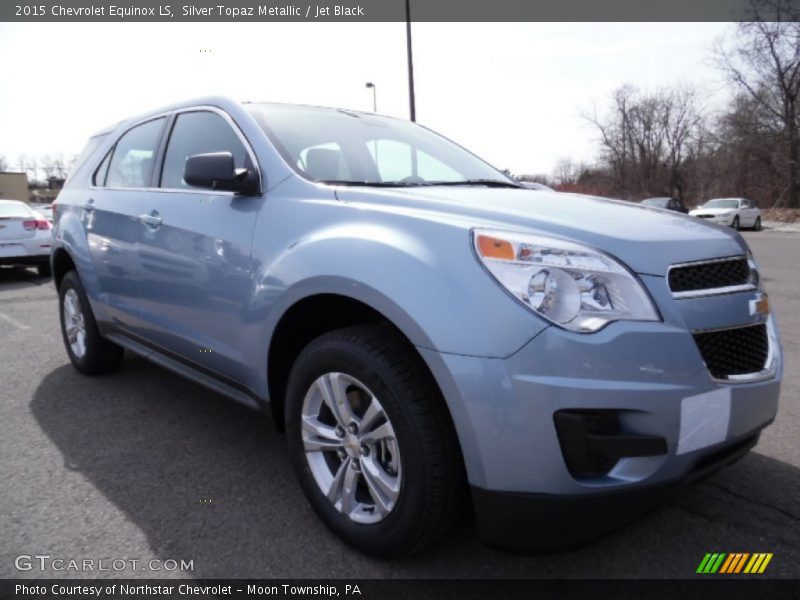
[52,97,782,557]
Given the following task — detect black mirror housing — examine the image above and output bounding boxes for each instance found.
[183,152,259,195]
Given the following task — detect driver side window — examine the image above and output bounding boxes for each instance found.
[160,111,249,189]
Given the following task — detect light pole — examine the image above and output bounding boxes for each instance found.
[405,0,416,122]
[365,82,377,112]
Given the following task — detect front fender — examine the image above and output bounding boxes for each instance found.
[249,206,546,367]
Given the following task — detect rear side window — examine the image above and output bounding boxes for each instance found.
[160,111,249,189]
[65,136,103,185]
[105,118,166,189]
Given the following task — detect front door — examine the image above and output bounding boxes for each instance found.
[133,109,263,382]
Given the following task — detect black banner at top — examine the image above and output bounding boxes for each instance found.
[0,0,792,22]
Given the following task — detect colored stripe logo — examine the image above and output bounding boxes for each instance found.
[697,553,773,574]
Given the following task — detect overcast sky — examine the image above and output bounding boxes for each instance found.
[0,22,734,176]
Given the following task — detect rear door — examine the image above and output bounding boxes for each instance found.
[86,116,168,328]
[132,108,263,382]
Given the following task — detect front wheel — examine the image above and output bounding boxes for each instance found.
[58,270,124,374]
[285,325,464,557]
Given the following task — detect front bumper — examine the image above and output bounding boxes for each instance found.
[471,431,760,550]
[693,214,735,226]
[417,275,781,549]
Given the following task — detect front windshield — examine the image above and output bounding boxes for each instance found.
[642,198,669,207]
[247,104,516,187]
[703,199,739,209]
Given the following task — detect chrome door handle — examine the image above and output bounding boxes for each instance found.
[138,212,162,229]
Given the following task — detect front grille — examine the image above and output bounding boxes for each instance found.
[669,257,750,294]
[693,323,769,379]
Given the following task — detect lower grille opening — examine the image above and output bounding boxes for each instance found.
[693,323,768,379]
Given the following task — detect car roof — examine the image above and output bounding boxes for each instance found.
[88,95,244,137]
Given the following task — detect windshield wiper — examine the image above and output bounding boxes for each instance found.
[316,179,523,189]
[316,180,433,187]
[425,179,523,188]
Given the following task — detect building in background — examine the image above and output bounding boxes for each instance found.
[0,171,29,202]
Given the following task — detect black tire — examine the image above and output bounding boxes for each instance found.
[754,216,762,231]
[37,262,51,277]
[58,270,124,375]
[732,216,740,230]
[285,325,465,557]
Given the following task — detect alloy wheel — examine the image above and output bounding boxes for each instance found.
[62,288,87,359]
[301,372,401,525]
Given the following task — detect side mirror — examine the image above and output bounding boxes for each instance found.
[183,152,259,195]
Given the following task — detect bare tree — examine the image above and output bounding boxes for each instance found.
[716,0,800,207]
[584,85,705,202]
[41,153,69,180]
[552,157,586,186]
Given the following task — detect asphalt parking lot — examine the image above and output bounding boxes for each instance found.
[0,231,798,579]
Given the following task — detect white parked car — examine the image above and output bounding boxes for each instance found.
[0,199,52,276]
[689,198,762,231]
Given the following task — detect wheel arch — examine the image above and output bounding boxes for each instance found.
[266,290,437,428]
[52,246,77,290]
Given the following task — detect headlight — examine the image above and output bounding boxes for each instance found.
[473,229,659,332]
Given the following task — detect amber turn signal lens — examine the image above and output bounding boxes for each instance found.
[477,235,514,260]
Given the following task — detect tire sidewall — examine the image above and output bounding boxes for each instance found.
[285,336,430,555]
[732,216,740,229]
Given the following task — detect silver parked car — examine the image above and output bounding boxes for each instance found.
[0,200,53,276]
[51,98,782,556]
[690,198,762,230]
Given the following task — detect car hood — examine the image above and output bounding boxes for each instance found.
[336,187,748,276]
[690,207,736,215]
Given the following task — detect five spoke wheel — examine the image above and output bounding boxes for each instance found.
[62,288,87,359]
[301,372,401,524]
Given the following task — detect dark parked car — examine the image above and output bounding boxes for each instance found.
[640,197,688,213]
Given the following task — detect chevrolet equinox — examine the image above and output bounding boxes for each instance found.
[51,97,782,557]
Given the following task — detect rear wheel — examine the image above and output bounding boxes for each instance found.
[732,216,740,230]
[58,270,124,375]
[753,216,762,231]
[285,325,464,557]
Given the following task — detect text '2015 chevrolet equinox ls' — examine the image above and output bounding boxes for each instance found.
[51,97,782,557]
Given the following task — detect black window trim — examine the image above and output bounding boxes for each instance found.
[92,147,113,187]
[89,106,262,196]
